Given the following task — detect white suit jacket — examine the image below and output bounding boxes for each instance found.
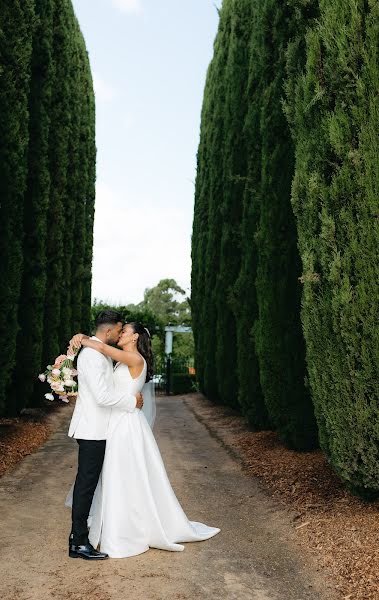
[68,336,137,440]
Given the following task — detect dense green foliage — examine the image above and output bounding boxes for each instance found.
[251,0,317,449]
[0,0,96,416]
[192,0,314,445]
[214,0,251,411]
[0,1,35,413]
[193,0,379,490]
[284,0,379,492]
[171,372,197,395]
[192,12,230,404]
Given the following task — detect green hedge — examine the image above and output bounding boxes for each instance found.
[191,6,231,404]
[0,0,96,415]
[171,373,197,395]
[10,0,54,414]
[251,0,317,450]
[0,1,35,413]
[284,0,379,492]
[192,0,315,444]
[214,0,252,411]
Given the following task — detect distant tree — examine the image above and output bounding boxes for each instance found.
[140,279,191,326]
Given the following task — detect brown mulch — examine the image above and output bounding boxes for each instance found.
[184,393,379,600]
[0,403,62,478]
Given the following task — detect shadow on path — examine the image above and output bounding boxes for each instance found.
[0,396,337,600]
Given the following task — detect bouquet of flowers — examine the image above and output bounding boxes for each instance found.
[38,347,79,403]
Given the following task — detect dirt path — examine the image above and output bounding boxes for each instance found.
[0,396,337,600]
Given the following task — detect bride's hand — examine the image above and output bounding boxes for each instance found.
[136,392,144,409]
[68,333,86,354]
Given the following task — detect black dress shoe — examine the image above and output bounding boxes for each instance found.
[69,541,109,560]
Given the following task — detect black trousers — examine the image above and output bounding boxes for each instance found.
[70,439,106,545]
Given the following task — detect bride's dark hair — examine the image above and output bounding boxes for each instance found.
[128,322,154,382]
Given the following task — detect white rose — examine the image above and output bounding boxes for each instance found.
[62,367,72,376]
[64,379,76,387]
[52,368,61,377]
[51,382,64,392]
[38,374,46,382]
[45,393,54,401]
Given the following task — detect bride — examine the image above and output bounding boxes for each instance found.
[68,322,220,558]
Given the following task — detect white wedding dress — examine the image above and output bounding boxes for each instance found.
[84,357,220,558]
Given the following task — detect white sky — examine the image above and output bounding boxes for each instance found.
[71,0,221,304]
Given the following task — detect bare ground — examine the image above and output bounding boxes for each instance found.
[183,393,379,600]
[0,395,338,600]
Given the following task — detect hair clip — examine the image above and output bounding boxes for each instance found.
[144,327,151,338]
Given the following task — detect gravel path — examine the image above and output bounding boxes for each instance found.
[0,396,336,600]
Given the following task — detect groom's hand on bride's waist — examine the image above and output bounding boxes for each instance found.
[136,392,143,409]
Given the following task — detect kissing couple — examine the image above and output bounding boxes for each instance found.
[66,310,220,559]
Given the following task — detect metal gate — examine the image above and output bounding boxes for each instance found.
[152,356,196,396]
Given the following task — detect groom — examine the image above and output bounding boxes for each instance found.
[68,310,144,560]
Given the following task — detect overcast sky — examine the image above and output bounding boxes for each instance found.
[71,0,220,304]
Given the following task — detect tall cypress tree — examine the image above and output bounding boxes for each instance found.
[191,92,211,392]
[192,5,232,402]
[59,8,81,348]
[231,2,269,429]
[284,0,379,492]
[214,0,251,410]
[252,0,317,449]
[9,0,54,414]
[70,48,87,335]
[41,0,72,367]
[81,41,96,334]
[0,2,35,415]
[0,0,95,415]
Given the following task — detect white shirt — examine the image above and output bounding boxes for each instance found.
[68,336,137,440]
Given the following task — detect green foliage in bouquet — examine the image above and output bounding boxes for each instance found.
[284,0,379,491]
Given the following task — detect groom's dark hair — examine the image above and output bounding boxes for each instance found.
[95,309,123,329]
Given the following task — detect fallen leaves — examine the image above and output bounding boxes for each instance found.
[0,406,59,477]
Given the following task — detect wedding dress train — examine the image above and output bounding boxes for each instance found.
[83,358,220,558]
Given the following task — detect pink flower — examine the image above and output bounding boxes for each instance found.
[51,381,65,392]
[52,368,61,377]
[54,355,67,368]
[59,396,69,403]
[38,374,46,382]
